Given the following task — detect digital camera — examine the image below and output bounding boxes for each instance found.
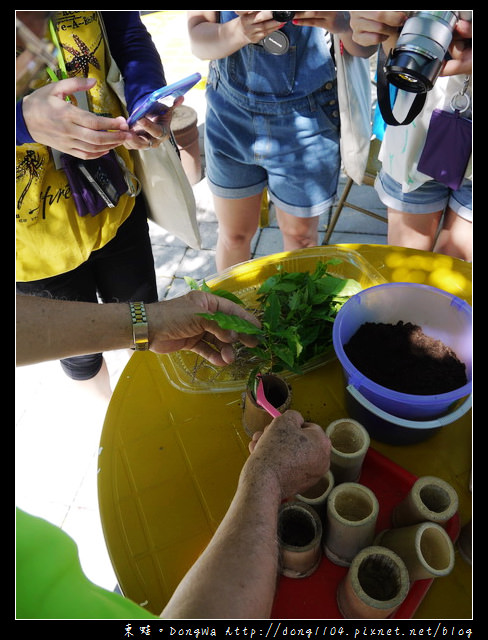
[385,11,469,93]
[272,11,295,22]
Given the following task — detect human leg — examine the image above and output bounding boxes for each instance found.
[58,197,157,392]
[63,356,113,402]
[275,207,320,251]
[377,170,450,251]
[214,193,263,272]
[387,208,443,251]
[264,89,339,252]
[16,197,157,394]
[377,171,472,256]
[16,265,113,400]
[86,196,158,392]
[92,196,158,304]
[204,84,268,271]
[434,180,472,261]
[434,207,472,261]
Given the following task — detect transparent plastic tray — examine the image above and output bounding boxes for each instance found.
[159,247,387,393]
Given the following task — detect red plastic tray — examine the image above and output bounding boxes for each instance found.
[271,447,460,619]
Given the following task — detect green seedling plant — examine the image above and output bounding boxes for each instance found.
[185,259,361,392]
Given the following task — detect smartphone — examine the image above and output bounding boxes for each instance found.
[77,159,121,208]
[127,72,202,127]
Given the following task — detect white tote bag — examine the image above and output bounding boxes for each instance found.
[130,137,201,249]
[333,34,373,185]
[103,15,201,249]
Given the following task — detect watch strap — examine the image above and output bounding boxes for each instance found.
[129,301,149,351]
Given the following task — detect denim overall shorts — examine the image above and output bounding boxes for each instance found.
[204,13,341,217]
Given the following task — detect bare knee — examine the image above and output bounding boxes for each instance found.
[277,209,319,251]
[218,228,255,250]
[282,230,318,250]
[434,209,472,261]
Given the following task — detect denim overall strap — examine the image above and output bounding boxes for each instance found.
[215,11,335,106]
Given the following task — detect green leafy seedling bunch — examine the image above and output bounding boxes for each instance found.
[185,259,361,386]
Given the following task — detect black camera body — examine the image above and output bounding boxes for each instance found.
[272,11,295,22]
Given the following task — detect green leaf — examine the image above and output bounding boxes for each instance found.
[184,276,200,290]
[336,279,362,297]
[288,290,302,311]
[257,274,280,294]
[210,289,245,305]
[272,344,296,369]
[262,291,281,328]
[184,277,245,305]
[197,312,263,335]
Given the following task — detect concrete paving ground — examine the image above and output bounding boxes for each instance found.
[15,11,387,594]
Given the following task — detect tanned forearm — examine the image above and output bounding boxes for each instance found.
[161,465,282,619]
[16,291,261,367]
[16,296,133,365]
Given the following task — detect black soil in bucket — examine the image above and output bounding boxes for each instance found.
[344,321,467,396]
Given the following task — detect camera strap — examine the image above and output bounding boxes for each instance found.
[376,46,427,126]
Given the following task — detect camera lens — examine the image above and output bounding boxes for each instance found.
[386,50,443,93]
[272,11,296,22]
[385,11,458,93]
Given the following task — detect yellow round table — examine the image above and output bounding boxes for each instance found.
[98,245,472,618]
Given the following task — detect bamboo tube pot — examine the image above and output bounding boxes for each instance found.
[375,521,455,582]
[324,482,379,567]
[278,501,323,578]
[392,475,458,528]
[337,546,410,619]
[296,470,334,524]
[325,418,370,484]
[242,374,291,437]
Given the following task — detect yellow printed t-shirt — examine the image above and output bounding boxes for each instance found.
[16,11,135,282]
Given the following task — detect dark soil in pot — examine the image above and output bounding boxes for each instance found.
[343,321,467,395]
[279,509,317,547]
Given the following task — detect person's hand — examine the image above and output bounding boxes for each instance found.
[146,290,261,366]
[442,18,472,77]
[123,96,185,151]
[349,11,407,49]
[246,410,331,500]
[233,11,284,45]
[21,77,131,159]
[291,11,351,34]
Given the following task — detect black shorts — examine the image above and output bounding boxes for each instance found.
[17,197,158,380]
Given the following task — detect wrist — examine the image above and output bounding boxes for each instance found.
[16,99,36,145]
[240,457,283,503]
[129,301,149,351]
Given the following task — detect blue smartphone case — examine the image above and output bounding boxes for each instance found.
[127,72,201,126]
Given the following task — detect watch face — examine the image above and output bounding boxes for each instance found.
[262,30,290,55]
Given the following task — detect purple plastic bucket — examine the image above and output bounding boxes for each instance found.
[345,385,472,445]
[332,283,472,421]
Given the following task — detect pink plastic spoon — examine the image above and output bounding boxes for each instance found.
[255,374,281,418]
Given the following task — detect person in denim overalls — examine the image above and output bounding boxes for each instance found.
[188,11,375,270]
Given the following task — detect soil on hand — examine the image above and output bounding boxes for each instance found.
[344,321,467,395]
